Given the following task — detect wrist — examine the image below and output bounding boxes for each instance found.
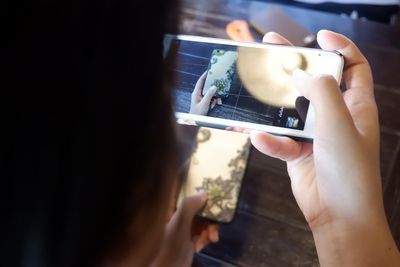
[311,215,399,267]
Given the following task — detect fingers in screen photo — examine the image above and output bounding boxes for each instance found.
[190,77,217,116]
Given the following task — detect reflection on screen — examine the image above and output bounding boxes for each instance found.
[164,37,309,130]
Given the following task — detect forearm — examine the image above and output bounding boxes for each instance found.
[312,216,400,267]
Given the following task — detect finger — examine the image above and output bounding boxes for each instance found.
[211,98,217,109]
[166,199,176,223]
[207,224,219,243]
[194,229,210,252]
[177,191,208,228]
[191,216,209,236]
[193,224,220,252]
[192,71,208,99]
[316,30,373,97]
[250,131,310,162]
[293,69,358,139]
[191,223,207,242]
[343,87,379,141]
[200,86,217,106]
[316,30,378,137]
[262,32,293,46]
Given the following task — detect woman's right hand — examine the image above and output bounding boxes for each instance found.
[251,30,400,266]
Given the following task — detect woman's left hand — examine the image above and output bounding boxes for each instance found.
[151,192,219,267]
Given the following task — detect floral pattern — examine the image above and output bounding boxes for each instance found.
[194,130,251,223]
[206,49,237,99]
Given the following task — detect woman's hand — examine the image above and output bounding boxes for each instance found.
[252,30,399,266]
[254,29,381,232]
[151,192,219,267]
[190,72,218,115]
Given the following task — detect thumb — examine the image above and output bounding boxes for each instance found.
[177,192,208,227]
[293,69,356,137]
[200,86,217,105]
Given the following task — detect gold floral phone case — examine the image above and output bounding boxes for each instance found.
[203,49,238,99]
[178,127,251,223]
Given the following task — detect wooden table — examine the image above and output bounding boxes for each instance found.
[175,1,400,266]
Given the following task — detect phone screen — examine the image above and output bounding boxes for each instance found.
[164,35,341,132]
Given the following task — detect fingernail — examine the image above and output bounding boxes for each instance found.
[292,69,310,79]
[318,29,332,34]
[266,31,277,37]
[317,29,334,40]
[263,32,276,42]
[318,29,341,36]
[249,130,265,140]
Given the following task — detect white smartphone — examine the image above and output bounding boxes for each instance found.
[164,34,344,141]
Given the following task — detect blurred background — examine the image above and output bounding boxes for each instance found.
[257,0,400,24]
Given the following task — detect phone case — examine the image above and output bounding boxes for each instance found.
[178,127,251,223]
[203,49,238,99]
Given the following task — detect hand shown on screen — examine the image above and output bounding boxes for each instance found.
[190,71,218,116]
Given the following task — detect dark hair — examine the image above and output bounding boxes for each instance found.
[1,0,179,266]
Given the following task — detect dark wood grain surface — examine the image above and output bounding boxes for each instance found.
[174,0,400,266]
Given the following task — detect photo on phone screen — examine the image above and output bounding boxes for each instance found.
[163,35,344,140]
